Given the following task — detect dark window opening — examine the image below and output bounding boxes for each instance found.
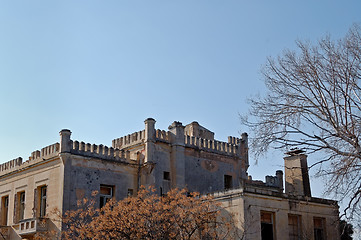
[99,185,114,208]
[127,189,133,197]
[314,217,325,240]
[163,171,170,181]
[19,192,25,221]
[1,196,9,225]
[261,211,275,240]
[39,186,47,217]
[224,175,232,190]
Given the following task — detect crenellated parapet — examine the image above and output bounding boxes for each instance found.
[155,129,170,142]
[58,129,133,163]
[0,143,60,176]
[0,157,23,172]
[37,143,59,159]
[70,140,130,162]
[227,136,241,145]
[0,120,247,177]
[110,121,244,159]
[153,126,242,157]
[112,130,145,149]
[185,135,240,156]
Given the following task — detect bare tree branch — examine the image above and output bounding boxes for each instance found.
[242,24,361,222]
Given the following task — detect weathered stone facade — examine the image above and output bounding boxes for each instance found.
[213,149,339,240]
[0,118,339,239]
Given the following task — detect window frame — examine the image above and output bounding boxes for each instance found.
[99,185,114,209]
[1,195,9,225]
[39,186,47,218]
[127,189,133,197]
[260,211,276,240]
[288,214,302,240]
[18,191,25,221]
[314,217,326,240]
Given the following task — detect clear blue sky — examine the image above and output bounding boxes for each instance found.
[0,1,360,200]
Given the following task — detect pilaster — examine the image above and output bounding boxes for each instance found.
[168,121,186,189]
[144,118,156,163]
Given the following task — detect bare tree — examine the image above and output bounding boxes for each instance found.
[242,24,361,222]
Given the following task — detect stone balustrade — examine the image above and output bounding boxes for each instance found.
[18,218,49,237]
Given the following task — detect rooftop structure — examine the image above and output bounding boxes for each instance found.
[0,118,339,239]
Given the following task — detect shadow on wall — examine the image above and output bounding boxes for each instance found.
[217,207,260,240]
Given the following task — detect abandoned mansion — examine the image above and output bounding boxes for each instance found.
[0,118,340,239]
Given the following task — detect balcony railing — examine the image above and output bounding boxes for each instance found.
[18,218,49,236]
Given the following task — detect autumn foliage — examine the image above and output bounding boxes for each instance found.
[39,187,234,239]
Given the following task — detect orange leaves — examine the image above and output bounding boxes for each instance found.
[61,186,231,239]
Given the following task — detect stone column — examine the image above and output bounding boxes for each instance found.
[59,129,72,215]
[141,118,157,190]
[144,118,156,163]
[239,132,249,178]
[59,129,71,153]
[168,121,186,189]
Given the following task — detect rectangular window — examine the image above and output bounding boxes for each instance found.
[127,189,133,197]
[19,192,25,221]
[99,185,113,208]
[39,186,47,217]
[261,211,275,240]
[163,171,170,181]
[1,196,9,225]
[224,175,232,190]
[288,215,301,240]
[314,217,326,240]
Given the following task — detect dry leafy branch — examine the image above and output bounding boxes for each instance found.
[57,186,236,240]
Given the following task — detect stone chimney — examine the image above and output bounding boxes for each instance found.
[284,149,311,197]
[276,170,284,191]
[144,118,156,163]
[59,129,71,153]
[168,121,185,144]
[144,118,156,141]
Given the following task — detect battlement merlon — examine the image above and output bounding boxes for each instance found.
[0,120,247,176]
[59,129,131,162]
[111,118,247,158]
[0,143,60,176]
[168,121,185,146]
[112,130,146,149]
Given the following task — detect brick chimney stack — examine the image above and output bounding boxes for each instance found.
[284,149,311,197]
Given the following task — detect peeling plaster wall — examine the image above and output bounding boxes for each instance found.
[144,140,244,195]
[216,190,340,240]
[184,148,242,193]
[62,155,137,212]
